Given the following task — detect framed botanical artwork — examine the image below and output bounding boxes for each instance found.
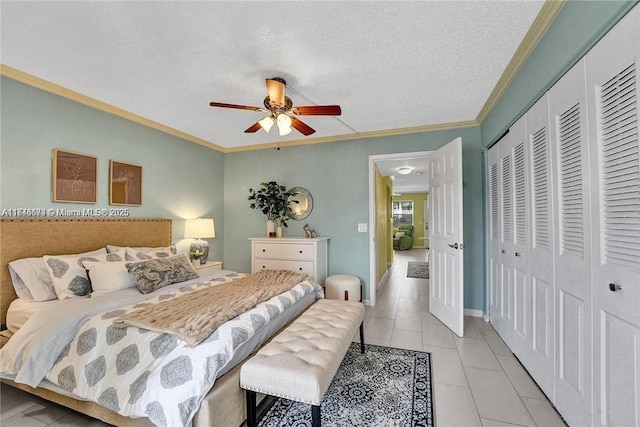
[52,149,98,203]
[109,160,142,206]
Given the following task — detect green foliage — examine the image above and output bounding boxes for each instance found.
[248,181,293,227]
[189,249,203,260]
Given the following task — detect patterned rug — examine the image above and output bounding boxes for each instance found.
[257,343,434,427]
[407,261,429,279]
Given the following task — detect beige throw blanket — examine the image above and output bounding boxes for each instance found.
[113,269,309,346]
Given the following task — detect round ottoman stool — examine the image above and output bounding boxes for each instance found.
[325,275,361,302]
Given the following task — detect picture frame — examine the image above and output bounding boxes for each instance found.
[109,160,142,206]
[52,149,98,203]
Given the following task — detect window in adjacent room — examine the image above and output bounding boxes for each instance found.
[392,200,413,227]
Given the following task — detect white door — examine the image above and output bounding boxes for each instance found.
[499,117,531,357]
[524,93,556,400]
[548,58,593,427]
[487,144,504,338]
[429,137,464,337]
[586,6,640,426]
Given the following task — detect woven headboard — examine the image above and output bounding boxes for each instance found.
[0,218,172,326]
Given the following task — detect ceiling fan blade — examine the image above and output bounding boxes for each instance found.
[292,105,342,116]
[244,122,262,133]
[266,78,286,107]
[209,102,265,112]
[291,117,316,136]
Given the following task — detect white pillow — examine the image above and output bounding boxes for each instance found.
[44,252,124,300]
[83,260,135,296]
[125,246,175,261]
[107,245,168,254]
[8,248,107,301]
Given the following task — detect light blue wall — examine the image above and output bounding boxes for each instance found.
[223,126,485,309]
[0,77,225,256]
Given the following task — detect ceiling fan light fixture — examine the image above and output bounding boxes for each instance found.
[276,113,292,135]
[258,116,274,132]
[397,167,412,175]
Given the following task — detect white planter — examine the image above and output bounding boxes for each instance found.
[267,220,276,237]
[276,226,283,238]
[191,259,200,269]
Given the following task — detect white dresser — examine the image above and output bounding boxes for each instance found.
[250,237,329,284]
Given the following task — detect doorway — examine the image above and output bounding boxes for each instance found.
[368,151,431,307]
[369,137,465,336]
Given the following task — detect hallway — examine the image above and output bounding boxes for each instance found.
[362,248,567,427]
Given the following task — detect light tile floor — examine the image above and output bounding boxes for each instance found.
[361,248,567,427]
[1,248,567,426]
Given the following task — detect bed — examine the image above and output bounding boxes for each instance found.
[0,218,320,427]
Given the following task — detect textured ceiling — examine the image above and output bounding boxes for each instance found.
[0,1,544,153]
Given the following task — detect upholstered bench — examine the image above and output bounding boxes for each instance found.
[240,298,366,427]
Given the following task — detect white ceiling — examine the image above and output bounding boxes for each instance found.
[376,156,430,194]
[0,0,545,156]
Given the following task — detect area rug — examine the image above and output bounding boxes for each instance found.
[257,343,434,427]
[407,261,429,279]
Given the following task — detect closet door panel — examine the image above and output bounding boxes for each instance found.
[487,144,505,336]
[525,94,555,399]
[498,117,530,357]
[548,58,593,427]
[586,5,640,426]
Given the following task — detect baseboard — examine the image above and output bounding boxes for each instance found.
[464,309,483,318]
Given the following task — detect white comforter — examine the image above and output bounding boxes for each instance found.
[0,271,322,426]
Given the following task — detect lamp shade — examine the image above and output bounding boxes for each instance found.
[277,114,292,135]
[184,218,215,239]
[258,116,274,132]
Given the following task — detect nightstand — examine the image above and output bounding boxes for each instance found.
[193,261,223,277]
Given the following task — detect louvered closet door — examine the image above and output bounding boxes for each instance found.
[497,117,530,356]
[586,6,640,426]
[548,58,593,427]
[524,94,555,400]
[487,144,504,337]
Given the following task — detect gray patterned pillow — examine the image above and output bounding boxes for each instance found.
[126,254,198,294]
[44,252,124,300]
[125,246,175,261]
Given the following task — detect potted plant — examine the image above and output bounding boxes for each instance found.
[189,249,203,268]
[248,181,292,237]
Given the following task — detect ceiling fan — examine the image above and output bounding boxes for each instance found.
[209,77,341,136]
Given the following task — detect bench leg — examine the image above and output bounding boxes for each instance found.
[246,390,257,427]
[360,322,365,353]
[312,404,321,427]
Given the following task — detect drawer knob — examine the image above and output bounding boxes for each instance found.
[262,266,266,269]
[299,250,303,254]
[299,267,303,271]
[609,283,622,292]
[262,249,266,252]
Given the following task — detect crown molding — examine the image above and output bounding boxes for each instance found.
[0,64,226,153]
[476,0,566,124]
[222,120,479,153]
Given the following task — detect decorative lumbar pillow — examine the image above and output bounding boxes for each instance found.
[44,252,124,300]
[9,248,107,301]
[126,254,198,294]
[83,260,135,297]
[124,246,175,261]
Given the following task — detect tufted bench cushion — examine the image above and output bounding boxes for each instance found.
[240,298,365,426]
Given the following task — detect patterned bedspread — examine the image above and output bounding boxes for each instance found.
[3,272,322,427]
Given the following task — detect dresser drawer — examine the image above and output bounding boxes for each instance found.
[253,260,315,277]
[253,242,314,261]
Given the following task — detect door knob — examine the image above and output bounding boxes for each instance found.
[501,249,507,254]
[448,243,459,249]
[609,283,622,292]
[515,252,522,257]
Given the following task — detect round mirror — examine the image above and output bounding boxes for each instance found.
[286,187,313,220]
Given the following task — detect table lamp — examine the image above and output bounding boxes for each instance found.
[184,218,215,264]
